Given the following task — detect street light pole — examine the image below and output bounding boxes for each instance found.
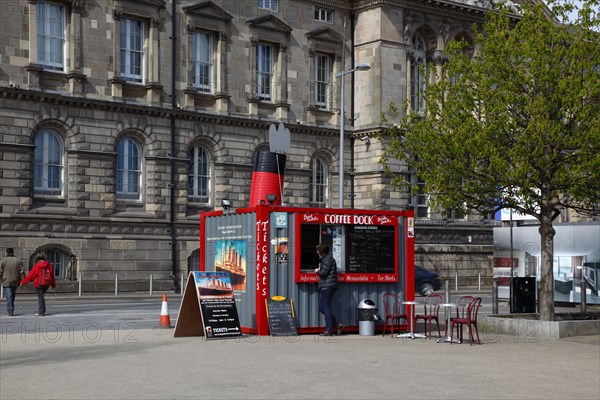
[337,63,370,208]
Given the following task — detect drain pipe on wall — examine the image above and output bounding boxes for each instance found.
[350,11,356,209]
[169,0,180,293]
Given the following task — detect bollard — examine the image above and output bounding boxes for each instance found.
[478,273,481,292]
[0,285,3,299]
[180,273,184,295]
[492,279,498,314]
[455,272,458,291]
[580,281,586,311]
[115,273,118,296]
[149,273,153,295]
[78,273,82,297]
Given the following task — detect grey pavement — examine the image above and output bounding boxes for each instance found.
[1,322,599,400]
[2,289,599,400]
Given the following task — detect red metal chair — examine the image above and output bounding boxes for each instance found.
[415,293,442,338]
[446,295,473,340]
[382,292,407,337]
[450,297,482,345]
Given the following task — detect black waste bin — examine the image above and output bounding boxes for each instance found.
[357,299,379,336]
[511,277,537,313]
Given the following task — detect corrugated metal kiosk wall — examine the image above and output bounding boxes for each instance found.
[202,207,413,335]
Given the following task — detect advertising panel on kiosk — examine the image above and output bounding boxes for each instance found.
[294,212,401,284]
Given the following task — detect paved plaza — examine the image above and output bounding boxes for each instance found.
[1,323,599,400]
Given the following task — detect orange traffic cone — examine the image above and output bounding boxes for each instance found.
[158,293,172,328]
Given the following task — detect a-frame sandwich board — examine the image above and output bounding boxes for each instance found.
[173,272,204,337]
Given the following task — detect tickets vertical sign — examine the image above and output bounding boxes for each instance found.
[255,206,270,335]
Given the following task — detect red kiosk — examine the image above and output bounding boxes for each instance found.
[198,204,415,336]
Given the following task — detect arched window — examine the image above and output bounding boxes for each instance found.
[29,246,72,281]
[116,137,142,200]
[311,156,328,206]
[188,145,211,204]
[34,129,63,196]
[187,249,200,273]
[411,33,427,113]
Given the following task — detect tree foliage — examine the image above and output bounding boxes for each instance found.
[380,0,600,320]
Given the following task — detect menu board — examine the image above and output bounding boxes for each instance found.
[345,225,395,274]
[266,297,298,336]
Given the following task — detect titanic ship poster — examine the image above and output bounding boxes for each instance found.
[214,240,247,291]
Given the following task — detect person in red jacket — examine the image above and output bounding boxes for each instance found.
[21,252,56,316]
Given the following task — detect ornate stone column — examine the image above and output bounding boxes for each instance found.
[247,37,259,116]
[275,44,289,120]
[215,31,230,113]
[25,0,42,89]
[110,10,124,99]
[146,17,163,104]
[68,0,86,95]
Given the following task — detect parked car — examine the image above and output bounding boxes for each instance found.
[415,265,441,296]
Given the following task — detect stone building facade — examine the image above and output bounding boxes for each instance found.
[0,0,509,292]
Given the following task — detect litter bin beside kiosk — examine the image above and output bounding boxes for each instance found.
[358,299,379,336]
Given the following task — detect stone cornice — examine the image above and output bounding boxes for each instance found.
[0,87,341,136]
[66,149,117,159]
[0,142,35,151]
[182,1,233,22]
[353,0,490,21]
[305,26,344,44]
[247,15,293,34]
[115,0,166,10]
[310,0,353,12]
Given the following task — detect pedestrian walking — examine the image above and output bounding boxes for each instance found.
[0,248,25,316]
[21,252,56,316]
[314,243,343,336]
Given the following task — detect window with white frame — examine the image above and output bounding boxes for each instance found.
[314,54,331,109]
[34,130,63,196]
[191,31,213,92]
[256,43,273,100]
[46,249,65,280]
[257,0,278,11]
[411,33,427,113]
[315,7,333,23]
[410,173,429,218]
[188,145,211,204]
[36,1,65,71]
[311,156,328,206]
[120,18,144,83]
[29,248,68,280]
[116,137,142,200]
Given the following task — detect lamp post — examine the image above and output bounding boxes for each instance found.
[337,63,370,208]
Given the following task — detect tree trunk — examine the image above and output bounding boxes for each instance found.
[538,215,555,321]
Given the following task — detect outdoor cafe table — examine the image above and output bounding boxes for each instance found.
[437,303,461,343]
[397,300,427,339]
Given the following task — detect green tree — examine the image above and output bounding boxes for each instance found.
[381,0,600,320]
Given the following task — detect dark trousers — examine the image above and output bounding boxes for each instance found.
[3,286,17,315]
[318,288,338,333]
[35,285,49,315]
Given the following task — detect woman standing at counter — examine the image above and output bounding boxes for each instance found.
[315,243,342,336]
